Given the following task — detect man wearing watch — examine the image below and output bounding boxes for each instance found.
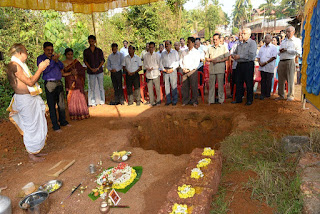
[37,42,69,132]
[257,34,278,100]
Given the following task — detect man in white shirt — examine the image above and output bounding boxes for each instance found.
[277,26,302,101]
[122,45,142,106]
[180,38,188,51]
[174,42,183,59]
[144,42,162,106]
[120,40,129,57]
[180,37,201,106]
[107,43,124,105]
[140,43,149,62]
[257,34,278,100]
[220,37,229,51]
[161,40,180,106]
[157,44,164,56]
[195,39,205,95]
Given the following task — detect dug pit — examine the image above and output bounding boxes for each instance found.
[131,111,233,155]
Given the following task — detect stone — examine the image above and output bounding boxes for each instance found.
[173,121,179,126]
[281,136,310,153]
[137,126,143,132]
[165,114,172,119]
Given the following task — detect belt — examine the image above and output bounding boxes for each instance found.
[46,80,61,82]
[237,61,253,64]
[280,59,294,61]
[164,67,173,69]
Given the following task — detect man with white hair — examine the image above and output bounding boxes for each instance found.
[277,26,302,101]
[257,34,278,100]
[231,28,257,105]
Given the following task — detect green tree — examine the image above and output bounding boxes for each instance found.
[232,0,252,28]
[232,26,239,34]
[205,4,220,38]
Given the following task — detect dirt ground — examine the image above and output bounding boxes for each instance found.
[0,85,319,214]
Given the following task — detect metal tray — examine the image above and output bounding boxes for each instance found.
[39,180,63,194]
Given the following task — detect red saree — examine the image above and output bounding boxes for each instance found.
[64,59,89,120]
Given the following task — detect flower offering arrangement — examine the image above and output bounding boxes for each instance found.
[177,184,195,199]
[96,162,137,189]
[196,158,211,168]
[170,203,189,214]
[89,163,143,200]
[190,168,204,179]
[202,147,215,157]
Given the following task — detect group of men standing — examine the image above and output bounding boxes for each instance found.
[230,26,301,105]
[109,37,201,107]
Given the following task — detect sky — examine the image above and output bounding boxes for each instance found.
[184,0,266,16]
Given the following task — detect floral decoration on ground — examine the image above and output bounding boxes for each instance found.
[196,158,211,168]
[177,184,195,199]
[190,168,204,179]
[202,147,215,157]
[170,203,188,214]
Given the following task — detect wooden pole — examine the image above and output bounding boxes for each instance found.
[91,13,97,45]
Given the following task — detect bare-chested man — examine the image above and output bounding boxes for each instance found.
[6,43,50,162]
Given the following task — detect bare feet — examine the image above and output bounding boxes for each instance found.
[35,153,48,157]
[28,154,45,162]
[66,124,71,127]
[55,129,62,133]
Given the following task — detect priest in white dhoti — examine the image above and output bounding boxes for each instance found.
[6,43,50,162]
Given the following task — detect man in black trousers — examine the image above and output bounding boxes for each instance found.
[37,42,69,132]
[231,28,257,106]
[107,43,124,105]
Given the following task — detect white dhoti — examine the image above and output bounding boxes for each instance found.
[8,94,47,154]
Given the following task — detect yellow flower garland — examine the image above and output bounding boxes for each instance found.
[112,168,137,189]
[196,158,211,168]
[170,203,188,214]
[202,147,215,156]
[177,184,196,199]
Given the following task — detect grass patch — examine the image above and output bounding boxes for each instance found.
[211,130,303,213]
[210,185,230,214]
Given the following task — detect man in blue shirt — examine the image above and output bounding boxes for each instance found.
[37,42,69,132]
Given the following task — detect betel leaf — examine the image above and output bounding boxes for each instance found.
[88,166,143,201]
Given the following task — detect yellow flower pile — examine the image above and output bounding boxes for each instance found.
[170,203,188,214]
[197,158,211,168]
[111,168,137,189]
[190,168,204,179]
[202,147,215,156]
[177,184,196,199]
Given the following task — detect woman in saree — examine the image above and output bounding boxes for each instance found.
[62,48,89,120]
